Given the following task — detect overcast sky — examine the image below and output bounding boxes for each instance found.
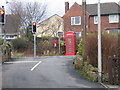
[0,0,120,18]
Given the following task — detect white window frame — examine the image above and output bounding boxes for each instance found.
[94,16,98,24]
[71,16,81,25]
[109,14,119,23]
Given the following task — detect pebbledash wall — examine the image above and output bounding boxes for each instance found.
[63,2,120,35]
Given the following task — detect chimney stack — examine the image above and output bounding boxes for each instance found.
[65,2,69,13]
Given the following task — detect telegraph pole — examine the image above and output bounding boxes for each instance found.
[82,0,87,61]
[98,0,102,83]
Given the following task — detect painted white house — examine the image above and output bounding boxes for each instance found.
[37,14,64,37]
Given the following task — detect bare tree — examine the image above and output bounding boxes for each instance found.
[51,18,63,36]
[24,2,47,26]
[8,0,47,35]
[7,1,23,34]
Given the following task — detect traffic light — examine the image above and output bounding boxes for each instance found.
[32,22,36,33]
[0,10,5,24]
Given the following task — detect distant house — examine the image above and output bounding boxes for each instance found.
[37,14,64,37]
[63,2,120,36]
[0,15,19,41]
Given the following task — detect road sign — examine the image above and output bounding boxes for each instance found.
[58,32,63,37]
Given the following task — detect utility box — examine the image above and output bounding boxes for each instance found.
[65,31,76,56]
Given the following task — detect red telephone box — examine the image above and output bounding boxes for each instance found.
[54,40,58,47]
[65,31,76,56]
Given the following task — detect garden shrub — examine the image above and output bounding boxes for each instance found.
[2,41,12,62]
[84,32,119,73]
[11,36,66,56]
[0,38,3,45]
[78,40,83,55]
[36,37,65,55]
[85,33,98,67]
[60,39,66,54]
[11,38,29,52]
[73,56,98,82]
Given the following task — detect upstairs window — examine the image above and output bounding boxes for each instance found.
[71,16,81,25]
[94,16,98,24]
[109,15,119,23]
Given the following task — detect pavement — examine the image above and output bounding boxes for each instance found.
[103,84,120,90]
[2,56,105,88]
[106,85,120,89]
[0,64,2,90]
[0,46,2,90]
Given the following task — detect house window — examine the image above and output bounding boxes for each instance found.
[71,16,81,25]
[94,16,98,24]
[76,32,81,37]
[108,30,120,34]
[109,15,119,23]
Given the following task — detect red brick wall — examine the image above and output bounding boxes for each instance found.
[89,15,120,31]
[63,3,83,34]
[63,3,120,34]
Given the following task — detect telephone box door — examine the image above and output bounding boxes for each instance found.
[65,31,76,56]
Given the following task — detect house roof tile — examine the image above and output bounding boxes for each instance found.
[65,2,120,16]
[86,2,120,15]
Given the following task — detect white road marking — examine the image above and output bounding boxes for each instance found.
[4,61,38,64]
[30,61,42,71]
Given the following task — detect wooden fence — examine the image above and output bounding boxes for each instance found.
[108,56,120,85]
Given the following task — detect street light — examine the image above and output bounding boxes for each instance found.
[98,0,102,83]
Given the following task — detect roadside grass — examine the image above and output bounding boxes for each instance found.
[77,69,98,82]
[73,55,109,83]
[11,51,62,57]
[42,53,61,56]
[12,51,25,58]
[16,53,25,57]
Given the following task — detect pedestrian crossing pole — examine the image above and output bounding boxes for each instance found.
[34,33,36,58]
[0,6,6,41]
[98,0,102,83]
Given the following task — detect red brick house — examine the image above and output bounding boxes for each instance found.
[63,2,120,36]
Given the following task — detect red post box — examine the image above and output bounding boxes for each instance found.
[65,31,76,56]
[54,40,58,47]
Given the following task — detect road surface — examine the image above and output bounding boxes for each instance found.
[2,56,104,88]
